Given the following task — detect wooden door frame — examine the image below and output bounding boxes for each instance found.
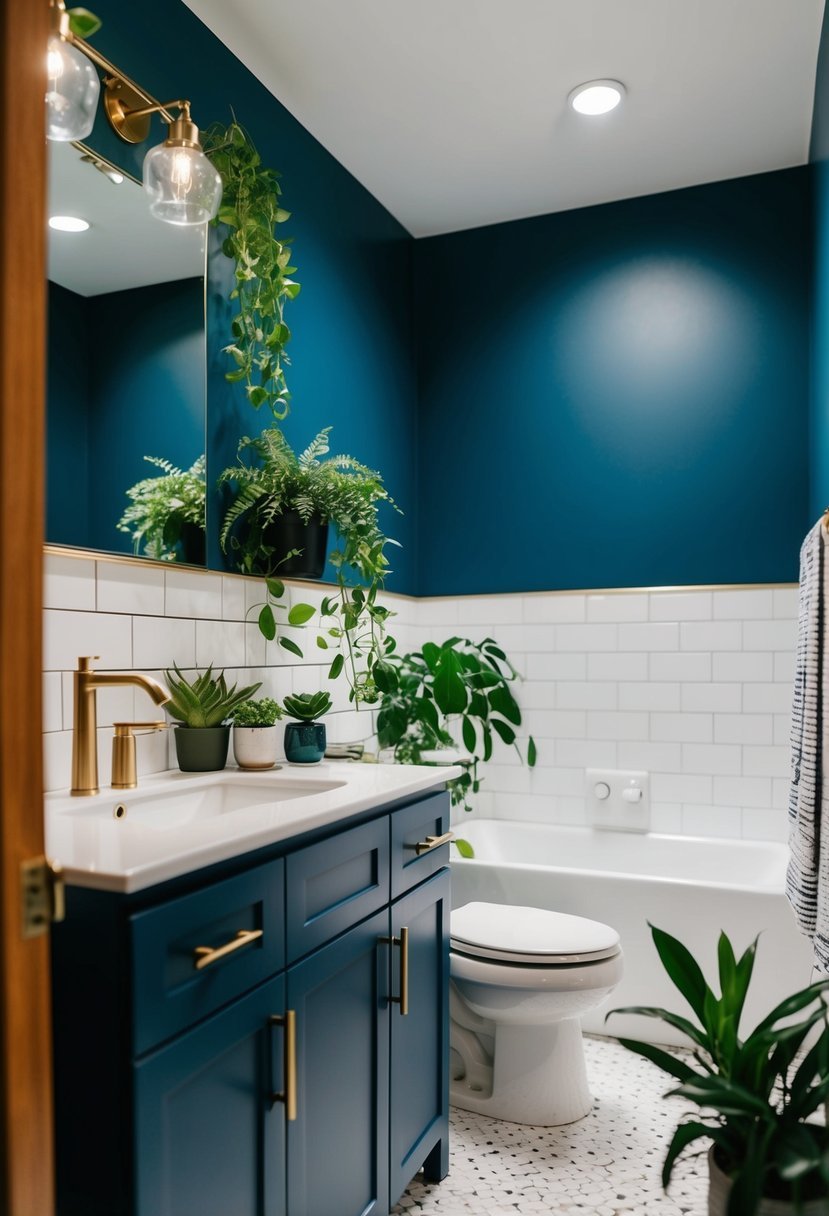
[0,1,55,1213]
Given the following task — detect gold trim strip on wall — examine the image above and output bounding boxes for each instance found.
[42,545,797,598]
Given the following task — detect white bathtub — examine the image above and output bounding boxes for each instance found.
[451,819,815,1046]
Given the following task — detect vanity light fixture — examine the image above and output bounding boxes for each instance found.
[46,1,101,141]
[45,0,222,227]
[79,151,124,185]
[569,79,626,116]
[49,215,90,232]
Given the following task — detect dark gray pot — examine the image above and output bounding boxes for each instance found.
[174,725,230,772]
[284,721,326,764]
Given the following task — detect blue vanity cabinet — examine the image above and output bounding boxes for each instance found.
[134,974,288,1216]
[52,789,452,1216]
[388,867,451,1206]
[285,908,390,1216]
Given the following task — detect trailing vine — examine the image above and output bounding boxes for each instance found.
[203,120,300,419]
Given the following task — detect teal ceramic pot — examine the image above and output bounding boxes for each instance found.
[174,725,230,772]
[284,721,326,764]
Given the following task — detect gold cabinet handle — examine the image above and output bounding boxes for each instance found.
[269,1010,297,1121]
[192,928,263,971]
[390,927,409,1016]
[414,831,454,856]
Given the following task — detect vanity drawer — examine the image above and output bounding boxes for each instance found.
[131,860,285,1055]
[285,816,389,962]
[391,792,451,900]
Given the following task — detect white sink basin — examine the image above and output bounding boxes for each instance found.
[45,762,462,893]
[62,776,346,831]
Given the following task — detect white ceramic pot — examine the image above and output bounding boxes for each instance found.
[708,1148,829,1215]
[233,725,280,770]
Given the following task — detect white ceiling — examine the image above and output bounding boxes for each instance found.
[185,0,826,238]
[47,142,205,296]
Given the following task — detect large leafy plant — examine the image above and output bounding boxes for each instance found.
[116,455,205,562]
[203,120,299,419]
[609,926,829,1215]
[165,665,261,728]
[376,638,536,815]
[219,425,400,702]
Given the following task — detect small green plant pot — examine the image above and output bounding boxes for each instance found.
[284,721,326,764]
[174,725,230,772]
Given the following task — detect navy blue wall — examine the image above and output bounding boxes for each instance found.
[46,278,204,557]
[47,283,91,546]
[83,0,417,591]
[413,169,813,594]
[811,1,829,520]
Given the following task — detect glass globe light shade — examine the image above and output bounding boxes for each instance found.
[143,143,222,226]
[45,34,100,142]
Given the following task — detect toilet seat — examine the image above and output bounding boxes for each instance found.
[450,902,620,966]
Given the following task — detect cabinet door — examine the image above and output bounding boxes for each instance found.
[135,975,287,1216]
[287,909,390,1216]
[389,869,451,1206]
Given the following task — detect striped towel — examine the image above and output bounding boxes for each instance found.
[786,517,829,970]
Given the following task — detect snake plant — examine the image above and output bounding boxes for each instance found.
[165,665,261,728]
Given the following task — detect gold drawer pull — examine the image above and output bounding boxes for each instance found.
[414,831,454,856]
[391,927,409,1016]
[269,1010,298,1120]
[193,928,263,971]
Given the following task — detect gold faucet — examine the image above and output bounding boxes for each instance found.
[71,657,170,796]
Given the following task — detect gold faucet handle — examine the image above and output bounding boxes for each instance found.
[111,723,168,790]
[113,722,168,735]
[78,655,101,672]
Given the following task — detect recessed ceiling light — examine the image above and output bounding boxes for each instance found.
[569,80,625,116]
[49,215,90,232]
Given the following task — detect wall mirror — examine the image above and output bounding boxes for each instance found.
[45,140,207,565]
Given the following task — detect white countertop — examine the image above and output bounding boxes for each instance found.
[45,762,461,894]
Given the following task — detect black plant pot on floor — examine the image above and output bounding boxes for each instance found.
[263,513,329,579]
[174,725,230,772]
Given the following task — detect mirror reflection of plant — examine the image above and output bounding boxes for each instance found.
[376,638,536,820]
[219,425,401,701]
[117,455,205,563]
[203,120,299,420]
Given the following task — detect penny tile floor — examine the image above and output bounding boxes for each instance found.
[393,1036,707,1216]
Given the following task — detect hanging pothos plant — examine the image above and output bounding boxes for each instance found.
[203,120,300,419]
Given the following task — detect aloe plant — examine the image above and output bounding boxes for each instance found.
[609,925,829,1215]
[165,665,261,728]
[282,691,332,723]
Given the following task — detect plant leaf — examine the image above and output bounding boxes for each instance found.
[648,924,710,1024]
[329,653,344,680]
[258,603,276,641]
[453,838,475,859]
[278,636,302,657]
[288,602,316,626]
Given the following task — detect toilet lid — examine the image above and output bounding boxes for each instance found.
[450,902,621,965]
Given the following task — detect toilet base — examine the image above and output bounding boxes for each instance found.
[450,1015,593,1126]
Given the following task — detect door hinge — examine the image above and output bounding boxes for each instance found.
[21,856,65,939]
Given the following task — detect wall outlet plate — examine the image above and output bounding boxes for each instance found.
[586,768,650,833]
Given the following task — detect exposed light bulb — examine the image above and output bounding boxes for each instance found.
[45,33,101,142]
[143,122,222,226]
[569,80,625,117]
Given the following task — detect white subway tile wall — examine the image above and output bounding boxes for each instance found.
[42,556,797,844]
[42,553,418,793]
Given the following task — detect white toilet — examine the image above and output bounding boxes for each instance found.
[449,902,623,1126]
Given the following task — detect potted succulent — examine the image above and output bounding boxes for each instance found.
[231,696,283,770]
[282,691,332,764]
[117,454,206,564]
[609,924,829,1216]
[165,664,261,772]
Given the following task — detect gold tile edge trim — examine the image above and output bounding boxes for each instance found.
[43,546,796,601]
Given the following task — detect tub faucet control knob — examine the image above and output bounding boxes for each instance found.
[622,784,643,803]
[594,781,611,801]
